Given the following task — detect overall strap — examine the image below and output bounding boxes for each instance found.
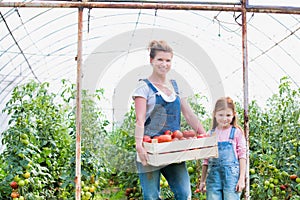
[229,127,236,140]
[170,79,179,95]
[142,79,158,93]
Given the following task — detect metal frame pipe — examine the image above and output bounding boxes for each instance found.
[75,7,83,200]
[1,1,300,14]
[242,0,250,199]
[1,1,299,200]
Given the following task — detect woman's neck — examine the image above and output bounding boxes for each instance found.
[148,75,167,85]
[148,74,174,95]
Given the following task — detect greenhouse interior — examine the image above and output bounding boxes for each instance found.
[0,0,299,200]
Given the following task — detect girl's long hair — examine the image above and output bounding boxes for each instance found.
[212,97,244,134]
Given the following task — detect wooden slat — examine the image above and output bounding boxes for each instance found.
[143,135,217,154]
[137,135,218,166]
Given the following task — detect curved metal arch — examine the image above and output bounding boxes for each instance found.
[83,28,225,121]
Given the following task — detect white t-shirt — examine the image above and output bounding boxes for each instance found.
[132,79,188,120]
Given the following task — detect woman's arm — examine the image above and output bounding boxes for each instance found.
[180,97,206,135]
[134,96,148,166]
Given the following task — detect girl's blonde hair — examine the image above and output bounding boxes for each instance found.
[148,40,173,58]
[212,97,244,134]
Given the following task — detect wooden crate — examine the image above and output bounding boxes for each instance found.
[137,134,218,166]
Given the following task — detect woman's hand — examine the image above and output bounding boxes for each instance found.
[136,144,149,166]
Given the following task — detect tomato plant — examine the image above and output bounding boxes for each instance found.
[238,77,300,200]
[0,76,299,200]
[0,80,109,199]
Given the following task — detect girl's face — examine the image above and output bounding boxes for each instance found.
[215,108,235,129]
[150,51,172,76]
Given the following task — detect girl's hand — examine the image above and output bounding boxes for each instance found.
[199,182,206,193]
[136,145,149,166]
[235,178,245,192]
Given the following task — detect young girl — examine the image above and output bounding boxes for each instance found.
[199,97,246,200]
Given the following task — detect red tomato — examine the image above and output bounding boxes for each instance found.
[10,181,18,189]
[290,174,298,180]
[183,130,196,138]
[143,135,152,143]
[194,188,200,193]
[197,134,209,138]
[172,130,183,139]
[11,192,20,198]
[164,130,173,136]
[157,135,172,143]
[280,184,286,190]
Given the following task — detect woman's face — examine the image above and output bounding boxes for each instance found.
[150,51,172,76]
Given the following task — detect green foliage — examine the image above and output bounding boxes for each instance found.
[180,93,210,200]
[247,77,300,200]
[181,93,211,131]
[0,80,109,200]
[57,82,111,200]
[0,76,299,200]
[0,80,74,199]
[99,104,142,199]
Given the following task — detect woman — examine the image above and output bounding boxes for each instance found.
[133,40,206,200]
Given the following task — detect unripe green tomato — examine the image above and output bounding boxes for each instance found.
[264,180,270,186]
[18,180,25,187]
[14,175,21,182]
[269,178,274,183]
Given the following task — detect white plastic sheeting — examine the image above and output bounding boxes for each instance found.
[0,3,300,132]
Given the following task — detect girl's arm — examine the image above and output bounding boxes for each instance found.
[199,164,208,193]
[134,96,148,166]
[180,97,206,135]
[235,128,247,192]
[236,158,246,192]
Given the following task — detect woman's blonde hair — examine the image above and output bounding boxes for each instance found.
[148,40,173,58]
[212,97,244,133]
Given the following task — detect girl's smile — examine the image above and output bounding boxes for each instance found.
[215,108,235,129]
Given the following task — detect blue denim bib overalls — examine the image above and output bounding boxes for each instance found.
[206,127,241,200]
[136,79,191,200]
[143,79,181,137]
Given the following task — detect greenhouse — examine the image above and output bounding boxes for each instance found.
[0,0,299,199]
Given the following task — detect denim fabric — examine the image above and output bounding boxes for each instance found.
[137,162,191,200]
[137,79,191,200]
[143,79,181,137]
[206,127,241,200]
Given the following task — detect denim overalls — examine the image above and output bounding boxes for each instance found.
[136,79,191,200]
[143,78,181,137]
[206,127,241,200]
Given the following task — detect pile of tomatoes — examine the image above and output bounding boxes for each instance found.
[143,130,209,143]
